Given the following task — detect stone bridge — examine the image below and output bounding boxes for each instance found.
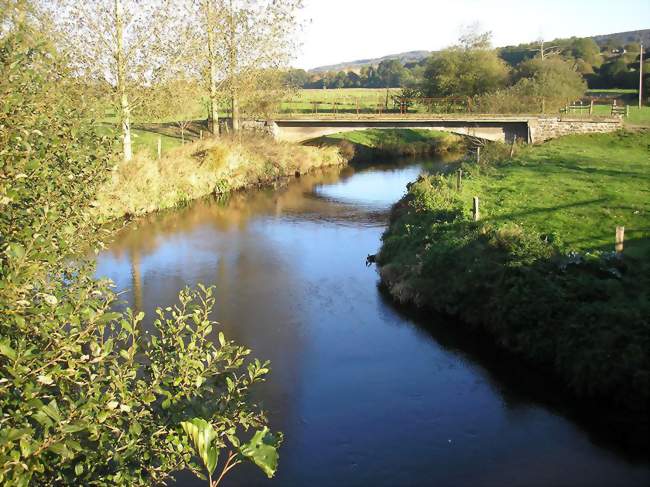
[250,116,623,144]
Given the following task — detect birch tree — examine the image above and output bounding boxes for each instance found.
[54,0,188,161]
[193,0,302,133]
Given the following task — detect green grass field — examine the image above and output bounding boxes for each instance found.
[98,124,183,157]
[281,88,398,114]
[587,105,650,126]
[461,130,650,256]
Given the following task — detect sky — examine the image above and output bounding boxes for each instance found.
[295,0,650,70]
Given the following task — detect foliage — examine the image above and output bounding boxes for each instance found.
[1,10,280,486]
[194,0,304,130]
[567,37,602,68]
[421,32,509,97]
[477,57,586,113]
[378,131,650,411]
[376,59,408,88]
[53,0,190,160]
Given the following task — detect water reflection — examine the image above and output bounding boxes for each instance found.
[96,157,650,487]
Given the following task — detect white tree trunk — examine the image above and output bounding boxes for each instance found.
[229,0,240,132]
[204,1,220,135]
[115,0,133,161]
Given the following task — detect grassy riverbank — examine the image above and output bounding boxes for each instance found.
[95,135,344,220]
[378,130,650,411]
[307,129,465,162]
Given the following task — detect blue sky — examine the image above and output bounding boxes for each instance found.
[296,0,650,69]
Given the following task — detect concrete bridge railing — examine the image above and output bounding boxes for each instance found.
[244,116,623,144]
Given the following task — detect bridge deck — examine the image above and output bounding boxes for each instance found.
[261,115,622,144]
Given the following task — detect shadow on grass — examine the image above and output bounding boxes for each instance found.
[525,161,650,182]
[484,197,609,222]
[132,119,210,142]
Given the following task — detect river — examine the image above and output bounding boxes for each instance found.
[96,157,650,486]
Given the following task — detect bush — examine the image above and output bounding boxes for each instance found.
[476,57,587,113]
[1,12,280,486]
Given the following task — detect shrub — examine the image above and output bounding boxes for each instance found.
[1,12,280,486]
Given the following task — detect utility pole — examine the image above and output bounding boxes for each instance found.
[640,42,644,109]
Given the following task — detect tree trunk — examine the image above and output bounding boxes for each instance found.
[204,1,219,135]
[231,95,240,132]
[115,0,132,162]
[229,0,240,132]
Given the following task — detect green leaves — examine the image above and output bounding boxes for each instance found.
[0,339,17,360]
[180,421,282,482]
[239,428,281,479]
[180,418,220,476]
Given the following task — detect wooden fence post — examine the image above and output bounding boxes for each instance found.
[157,136,162,160]
[476,146,481,164]
[200,130,203,140]
[456,169,462,191]
[472,197,480,221]
[589,99,594,115]
[615,226,625,253]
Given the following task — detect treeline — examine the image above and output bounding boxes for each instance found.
[287,34,649,95]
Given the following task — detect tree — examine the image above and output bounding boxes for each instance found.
[567,37,602,68]
[200,0,303,132]
[377,59,406,88]
[345,71,361,88]
[479,56,586,113]
[1,4,281,485]
[599,58,636,88]
[148,78,203,143]
[285,68,310,88]
[515,56,586,98]
[54,0,187,161]
[421,31,509,97]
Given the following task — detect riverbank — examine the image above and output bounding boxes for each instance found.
[94,135,344,220]
[377,130,650,414]
[306,129,465,162]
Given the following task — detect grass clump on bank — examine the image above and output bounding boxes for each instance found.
[378,130,650,412]
[95,135,344,220]
[308,129,465,162]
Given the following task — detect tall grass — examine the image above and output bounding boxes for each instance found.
[94,135,344,220]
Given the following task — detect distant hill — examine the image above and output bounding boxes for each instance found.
[308,29,650,73]
[309,50,431,73]
[591,29,650,47]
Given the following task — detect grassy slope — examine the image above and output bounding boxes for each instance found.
[378,130,650,411]
[94,135,344,220]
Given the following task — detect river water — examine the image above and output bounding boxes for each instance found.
[96,158,650,486]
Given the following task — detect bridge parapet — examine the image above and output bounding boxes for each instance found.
[528,117,622,143]
[247,116,622,144]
